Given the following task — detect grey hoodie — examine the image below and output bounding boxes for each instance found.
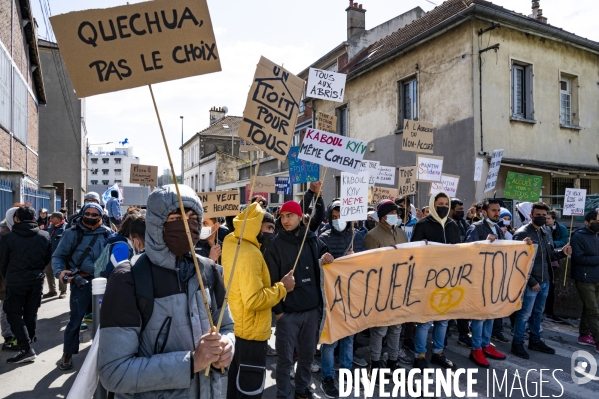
[98,185,235,399]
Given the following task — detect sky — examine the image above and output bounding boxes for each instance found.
[31,0,599,175]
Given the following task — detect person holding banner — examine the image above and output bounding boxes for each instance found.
[410,192,460,370]
[570,209,599,351]
[223,203,295,399]
[364,200,411,377]
[318,200,366,398]
[264,201,332,399]
[511,202,571,360]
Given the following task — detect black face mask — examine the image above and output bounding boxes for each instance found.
[436,206,449,218]
[82,217,100,227]
[588,223,599,233]
[454,211,465,220]
[163,219,200,256]
[533,216,547,227]
[366,220,376,230]
[258,232,276,250]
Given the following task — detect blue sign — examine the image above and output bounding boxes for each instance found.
[289,146,320,184]
[275,177,291,195]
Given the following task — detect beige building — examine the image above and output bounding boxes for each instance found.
[306,0,599,214]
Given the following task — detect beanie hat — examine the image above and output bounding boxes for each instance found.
[262,212,275,225]
[82,203,103,215]
[84,191,101,203]
[367,211,379,222]
[280,201,303,218]
[377,200,398,220]
[500,207,512,219]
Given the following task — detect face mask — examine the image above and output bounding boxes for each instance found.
[479,212,484,219]
[366,220,376,230]
[200,226,214,240]
[486,218,497,226]
[163,218,200,256]
[385,214,398,226]
[503,219,511,226]
[257,232,276,250]
[532,216,546,227]
[332,219,347,232]
[82,217,100,228]
[588,223,599,233]
[454,211,465,220]
[436,206,449,219]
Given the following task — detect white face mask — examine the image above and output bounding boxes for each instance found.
[503,219,511,226]
[332,219,347,232]
[386,214,398,226]
[200,226,214,240]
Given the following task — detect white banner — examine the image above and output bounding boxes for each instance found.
[360,160,380,186]
[430,174,460,198]
[307,68,346,102]
[416,155,444,182]
[375,165,396,185]
[340,172,369,222]
[474,158,483,182]
[298,128,367,174]
[563,188,587,216]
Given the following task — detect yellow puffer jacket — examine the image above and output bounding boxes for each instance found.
[222,203,286,341]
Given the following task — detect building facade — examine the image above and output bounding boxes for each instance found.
[88,146,140,188]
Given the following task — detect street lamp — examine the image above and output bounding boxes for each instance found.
[180,116,184,184]
[86,140,114,191]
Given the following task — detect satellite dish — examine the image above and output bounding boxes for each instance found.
[222,106,228,114]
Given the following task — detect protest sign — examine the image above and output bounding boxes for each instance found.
[371,186,399,205]
[245,184,269,204]
[474,158,483,181]
[316,112,337,134]
[275,177,291,195]
[430,174,460,197]
[197,190,239,218]
[129,164,158,185]
[484,149,504,193]
[239,139,254,152]
[288,146,319,184]
[397,166,417,196]
[254,176,276,193]
[563,188,587,216]
[307,68,346,102]
[375,165,395,185]
[504,172,542,202]
[49,0,220,98]
[238,56,304,161]
[340,172,368,222]
[416,155,443,182]
[320,240,536,344]
[298,128,367,174]
[401,119,434,154]
[360,160,380,186]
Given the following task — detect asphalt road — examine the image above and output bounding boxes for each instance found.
[1,281,599,399]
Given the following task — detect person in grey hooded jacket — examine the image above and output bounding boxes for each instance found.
[98,184,235,399]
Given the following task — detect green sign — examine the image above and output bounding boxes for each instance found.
[504,172,543,202]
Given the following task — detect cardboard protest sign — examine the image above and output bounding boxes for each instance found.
[375,165,395,185]
[288,146,320,184]
[50,0,220,98]
[316,112,337,134]
[484,149,504,193]
[401,119,434,154]
[504,172,542,202]
[416,155,443,182]
[397,166,417,197]
[239,139,254,152]
[129,164,158,185]
[360,160,380,186]
[245,184,269,204]
[430,174,460,197]
[298,128,367,174]
[238,57,304,162]
[563,188,587,216]
[340,172,368,222]
[371,186,399,205]
[254,176,276,193]
[197,190,239,218]
[474,158,483,182]
[320,240,536,344]
[307,68,346,102]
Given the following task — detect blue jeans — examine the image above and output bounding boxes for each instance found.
[415,320,447,356]
[513,281,549,345]
[471,319,493,350]
[63,278,92,355]
[321,335,353,379]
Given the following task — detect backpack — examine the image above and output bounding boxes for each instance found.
[131,253,225,333]
[94,241,133,278]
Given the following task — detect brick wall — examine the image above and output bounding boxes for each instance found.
[12,138,26,172]
[0,0,11,53]
[11,1,27,81]
[27,148,37,180]
[27,95,38,152]
[0,130,10,169]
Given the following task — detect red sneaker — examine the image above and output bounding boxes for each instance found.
[483,344,506,360]
[469,348,489,368]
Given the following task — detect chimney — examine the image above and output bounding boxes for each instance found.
[209,106,226,125]
[531,0,548,23]
[346,1,366,39]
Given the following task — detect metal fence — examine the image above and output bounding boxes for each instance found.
[23,186,50,215]
[0,180,13,221]
[56,195,62,211]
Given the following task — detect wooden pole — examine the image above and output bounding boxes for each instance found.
[148,85,215,329]
[563,215,575,286]
[206,151,262,376]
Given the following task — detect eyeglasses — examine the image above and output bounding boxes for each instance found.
[83,212,100,217]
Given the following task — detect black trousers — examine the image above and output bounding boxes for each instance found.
[227,337,267,399]
[3,283,43,351]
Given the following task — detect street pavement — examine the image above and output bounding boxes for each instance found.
[1,280,599,398]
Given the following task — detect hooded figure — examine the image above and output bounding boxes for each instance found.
[516,202,533,225]
[411,192,461,244]
[98,185,235,399]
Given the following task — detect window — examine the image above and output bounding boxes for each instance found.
[560,79,571,125]
[551,177,591,196]
[102,180,109,185]
[336,106,348,136]
[114,158,122,164]
[91,169,98,175]
[13,69,27,143]
[292,132,301,147]
[114,169,121,175]
[209,171,213,191]
[191,176,194,191]
[102,158,109,164]
[511,62,533,120]
[201,174,205,192]
[91,158,98,164]
[91,180,98,185]
[102,169,109,175]
[0,50,11,131]
[397,77,418,128]
[114,180,121,184]
[299,93,305,114]
[334,176,341,197]
[326,62,338,72]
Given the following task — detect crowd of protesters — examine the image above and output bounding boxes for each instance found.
[0,183,597,399]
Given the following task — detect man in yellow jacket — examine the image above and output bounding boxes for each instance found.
[223,203,295,399]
